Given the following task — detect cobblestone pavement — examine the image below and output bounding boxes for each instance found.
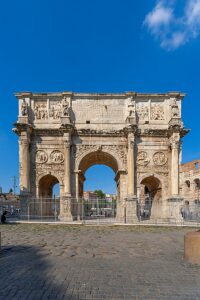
[0,225,200,300]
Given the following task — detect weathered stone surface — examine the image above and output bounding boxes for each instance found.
[184,231,200,264]
[13,91,189,222]
[1,225,200,300]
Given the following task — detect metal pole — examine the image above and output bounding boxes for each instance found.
[28,202,30,222]
[41,199,42,221]
[54,201,57,222]
[82,197,84,224]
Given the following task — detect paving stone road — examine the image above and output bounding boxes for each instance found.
[0,224,200,300]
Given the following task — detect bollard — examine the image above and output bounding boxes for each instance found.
[184,231,200,264]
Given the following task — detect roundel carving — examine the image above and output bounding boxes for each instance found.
[153,151,167,166]
[50,150,64,163]
[36,150,48,164]
[137,151,150,166]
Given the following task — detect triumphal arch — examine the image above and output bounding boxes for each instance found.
[13,91,189,223]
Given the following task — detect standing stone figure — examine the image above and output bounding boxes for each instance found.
[21,99,28,116]
[62,97,69,116]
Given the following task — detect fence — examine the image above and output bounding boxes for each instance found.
[2,197,200,226]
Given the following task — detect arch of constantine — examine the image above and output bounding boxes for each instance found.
[13,91,189,223]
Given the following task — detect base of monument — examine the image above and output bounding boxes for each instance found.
[167,196,183,222]
[184,231,200,264]
[125,196,139,224]
[59,215,74,222]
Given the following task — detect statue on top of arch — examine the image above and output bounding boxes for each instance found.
[170,98,180,118]
[62,96,70,117]
[21,99,28,116]
[126,97,136,124]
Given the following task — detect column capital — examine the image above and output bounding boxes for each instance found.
[170,132,180,149]
[64,141,71,149]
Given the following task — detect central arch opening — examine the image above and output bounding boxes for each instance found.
[77,150,119,221]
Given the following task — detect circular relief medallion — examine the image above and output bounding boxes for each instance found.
[137,151,150,166]
[36,150,48,164]
[153,151,167,166]
[50,150,64,163]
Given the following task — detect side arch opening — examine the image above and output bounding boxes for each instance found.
[139,176,162,220]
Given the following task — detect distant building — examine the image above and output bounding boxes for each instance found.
[83,191,98,201]
[180,159,200,203]
[0,192,20,214]
[105,193,117,202]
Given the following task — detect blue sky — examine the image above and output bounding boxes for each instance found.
[0,0,200,194]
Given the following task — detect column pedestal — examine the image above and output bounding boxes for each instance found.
[59,195,73,222]
[19,193,31,220]
[125,197,139,224]
[167,197,183,223]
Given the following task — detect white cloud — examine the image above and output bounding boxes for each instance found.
[144,1,173,31]
[144,0,200,50]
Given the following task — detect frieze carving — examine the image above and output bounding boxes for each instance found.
[49,101,62,119]
[34,102,48,120]
[136,104,149,120]
[77,129,125,136]
[143,129,168,137]
[36,150,48,163]
[153,151,168,166]
[137,151,150,166]
[151,104,164,120]
[50,150,64,163]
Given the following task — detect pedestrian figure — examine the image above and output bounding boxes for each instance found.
[1,211,7,224]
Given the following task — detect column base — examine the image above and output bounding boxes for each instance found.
[19,192,32,219]
[125,197,139,224]
[59,195,73,222]
[167,196,183,223]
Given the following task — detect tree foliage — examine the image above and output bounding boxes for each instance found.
[94,189,105,199]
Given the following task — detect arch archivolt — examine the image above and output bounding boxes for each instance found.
[74,144,127,172]
[36,171,64,187]
[137,172,168,198]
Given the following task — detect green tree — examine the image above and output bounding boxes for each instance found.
[94,189,105,199]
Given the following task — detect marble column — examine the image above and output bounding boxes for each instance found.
[59,136,73,221]
[127,133,136,198]
[19,133,30,193]
[171,133,180,196]
[64,141,71,196]
[168,132,183,223]
[125,132,138,223]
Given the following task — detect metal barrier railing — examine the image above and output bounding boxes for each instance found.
[2,197,200,225]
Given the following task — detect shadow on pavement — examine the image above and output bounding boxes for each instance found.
[0,244,78,299]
